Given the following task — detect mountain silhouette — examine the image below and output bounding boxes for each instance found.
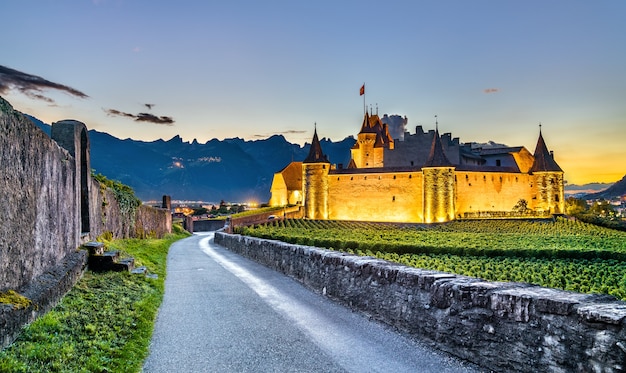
[584,174,626,200]
[27,115,355,202]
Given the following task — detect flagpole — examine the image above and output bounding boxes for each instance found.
[362,83,366,115]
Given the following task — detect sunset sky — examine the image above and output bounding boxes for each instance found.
[1,0,624,185]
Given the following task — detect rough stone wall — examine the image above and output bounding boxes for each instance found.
[0,96,171,348]
[0,98,79,291]
[532,172,565,214]
[90,179,171,239]
[215,232,626,373]
[328,171,423,222]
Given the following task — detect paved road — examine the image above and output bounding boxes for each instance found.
[143,233,484,373]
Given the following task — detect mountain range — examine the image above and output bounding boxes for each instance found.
[27,115,355,202]
[27,115,624,203]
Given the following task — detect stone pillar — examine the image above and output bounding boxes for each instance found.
[51,120,91,237]
[162,195,172,210]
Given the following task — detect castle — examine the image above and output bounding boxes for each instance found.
[269,112,564,223]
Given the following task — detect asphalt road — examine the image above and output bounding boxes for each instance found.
[142,233,484,373]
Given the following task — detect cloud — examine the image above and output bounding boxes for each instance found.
[0,65,88,103]
[252,130,308,138]
[483,88,499,94]
[104,108,174,125]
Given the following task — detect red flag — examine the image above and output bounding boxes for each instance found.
[359,84,365,96]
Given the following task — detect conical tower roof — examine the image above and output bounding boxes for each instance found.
[530,129,562,172]
[358,112,377,134]
[303,127,329,163]
[423,127,454,167]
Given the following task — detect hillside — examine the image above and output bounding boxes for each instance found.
[584,174,626,200]
[27,115,355,202]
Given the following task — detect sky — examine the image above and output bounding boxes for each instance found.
[1,0,625,185]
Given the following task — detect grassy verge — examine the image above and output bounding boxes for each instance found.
[0,228,190,373]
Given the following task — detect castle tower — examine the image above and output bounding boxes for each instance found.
[350,112,393,168]
[422,126,456,223]
[530,127,564,214]
[302,127,330,219]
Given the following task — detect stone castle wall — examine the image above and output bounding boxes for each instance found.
[328,171,424,222]
[455,171,533,214]
[215,232,626,373]
[324,168,551,223]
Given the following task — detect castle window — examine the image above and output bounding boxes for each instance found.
[555,194,560,202]
[392,196,395,201]
[515,177,518,182]
[496,159,501,167]
[483,175,486,181]
[364,176,367,180]
[409,174,412,179]
[323,165,326,169]
[337,177,340,181]
[350,176,353,180]
[465,174,469,180]
[393,175,396,179]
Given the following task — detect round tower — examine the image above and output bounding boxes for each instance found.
[422,126,456,223]
[530,127,564,214]
[302,127,330,219]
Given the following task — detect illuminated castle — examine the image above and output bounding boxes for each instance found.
[269,112,564,223]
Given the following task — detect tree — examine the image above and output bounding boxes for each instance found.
[192,207,208,216]
[512,199,529,213]
[589,200,617,219]
[565,197,588,216]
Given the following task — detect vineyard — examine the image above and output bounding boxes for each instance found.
[235,218,626,300]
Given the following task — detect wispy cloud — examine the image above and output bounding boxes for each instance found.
[104,108,174,125]
[483,88,499,94]
[252,130,307,138]
[0,65,88,103]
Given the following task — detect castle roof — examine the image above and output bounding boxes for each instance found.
[346,158,357,169]
[277,162,303,190]
[478,146,524,156]
[359,112,377,134]
[358,112,394,148]
[303,127,329,163]
[423,128,454,168]
[530,130,562,172]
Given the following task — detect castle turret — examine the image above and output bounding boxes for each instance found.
[302,127,330,219]
[422,126,456,223]
[530,128,564,214]
[350,112,394,168]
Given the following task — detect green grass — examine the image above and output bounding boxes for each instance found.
[0,229,189,373]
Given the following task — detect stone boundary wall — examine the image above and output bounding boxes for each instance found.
[215,232,626,373]
[191,219,226,232]
[0,96,170,348]
[89,182,171,240]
